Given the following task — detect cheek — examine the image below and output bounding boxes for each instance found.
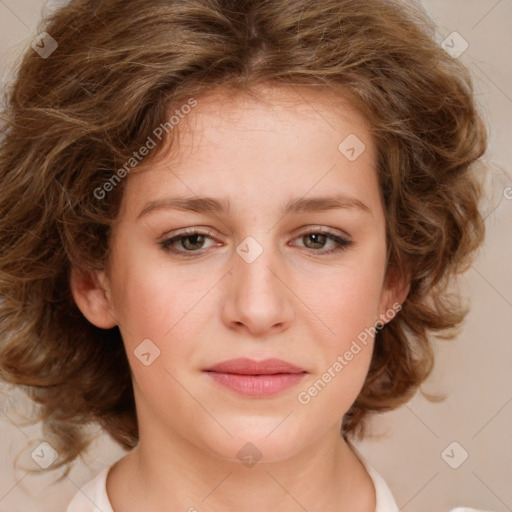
[295,270,379,417]
[108,262,201,408]
[292,252,385,411]
[108,249,214,383]
[296,350,373,425]
[108,239,194,339]
[302,255,386,347]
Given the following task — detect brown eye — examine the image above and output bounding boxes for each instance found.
[303,233,328,249]
[178,234,206,251]
[294,230,353,255]
[159,229,218,255]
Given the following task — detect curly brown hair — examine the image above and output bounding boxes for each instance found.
[0,0,488,474]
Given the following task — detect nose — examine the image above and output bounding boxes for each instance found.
[220,238,294,337]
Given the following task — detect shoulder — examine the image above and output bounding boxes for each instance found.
[357,455,401,512]
[65,467,114,512]
[352,446,497,512]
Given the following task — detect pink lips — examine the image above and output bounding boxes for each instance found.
[204,358,307,398]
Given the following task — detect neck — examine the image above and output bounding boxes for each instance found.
[107,423,376,512]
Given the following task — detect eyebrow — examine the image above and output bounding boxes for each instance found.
[137,193,372,219]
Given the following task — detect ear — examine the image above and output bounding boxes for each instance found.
[377,266,410,326]
[70,266,117,329]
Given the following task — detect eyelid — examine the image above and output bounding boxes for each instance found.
[158,225,351,242]
[293,225,351,240]
[159,226,215,238]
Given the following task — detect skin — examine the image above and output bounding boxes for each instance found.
[71,85,409,512]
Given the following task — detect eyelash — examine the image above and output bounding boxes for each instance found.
[159,227,353,257]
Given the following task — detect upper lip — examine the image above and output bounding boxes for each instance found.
[204,358,306,375]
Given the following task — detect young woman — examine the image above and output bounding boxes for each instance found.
[0,1,490,510]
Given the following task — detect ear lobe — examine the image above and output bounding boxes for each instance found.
[70,267,117,329]
[378,267,411,325]
[389,275,411,307]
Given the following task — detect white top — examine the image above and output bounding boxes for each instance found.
[64,455,493,512]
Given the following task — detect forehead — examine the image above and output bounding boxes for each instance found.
[179,84,371,148]
[121,85,381,221]
[142,84,374,168]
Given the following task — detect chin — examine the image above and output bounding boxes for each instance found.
[198,416,310,465]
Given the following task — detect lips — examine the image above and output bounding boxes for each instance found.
[204,358,307,398]
[204,358,306,375]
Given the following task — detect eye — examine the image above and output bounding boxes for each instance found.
[292,229,353,255]
[159,228,219,255]
[159,227,353,257]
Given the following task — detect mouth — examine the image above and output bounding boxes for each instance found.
[203,358,307,398]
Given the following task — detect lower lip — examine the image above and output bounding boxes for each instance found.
[206,372,306,397]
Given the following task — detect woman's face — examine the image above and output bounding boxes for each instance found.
[90,86,405,463]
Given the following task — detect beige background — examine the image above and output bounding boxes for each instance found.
[0,1,511,511]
